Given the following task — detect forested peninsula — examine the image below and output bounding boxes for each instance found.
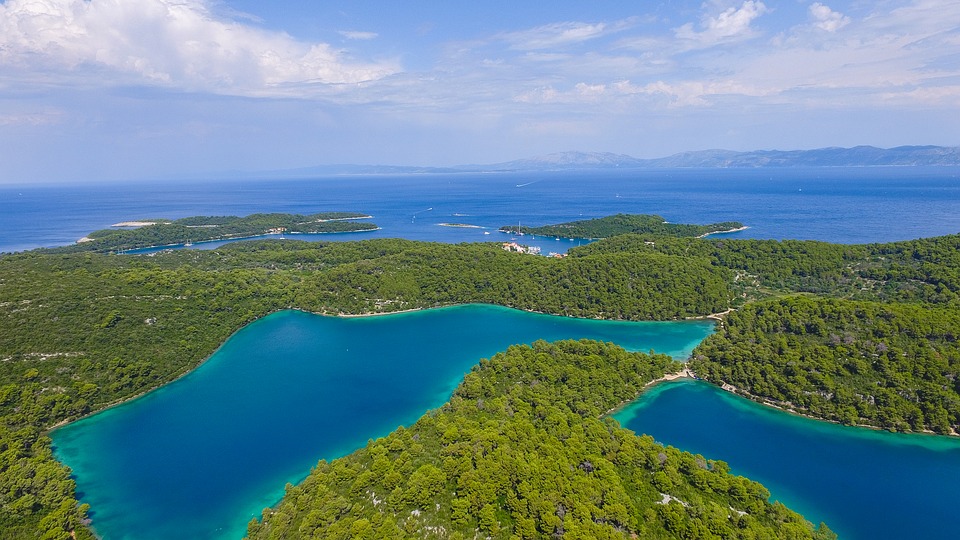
[1,215,959,538]
[247,341,833,539]
[57,212,377,254]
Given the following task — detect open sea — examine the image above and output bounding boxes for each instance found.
[2,167,960,254]
[9,167,960,539]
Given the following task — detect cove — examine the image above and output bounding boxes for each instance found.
[51,304,713,540]
[614,379,960,540]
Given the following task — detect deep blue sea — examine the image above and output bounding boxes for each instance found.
[2,167,960,254]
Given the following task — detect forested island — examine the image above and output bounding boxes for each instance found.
[499,213,745,239]
[1,215,959,538]
[59,212,377,254]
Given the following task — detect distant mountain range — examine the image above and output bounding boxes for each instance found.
[470,145,960,171]
[251,145,960,177]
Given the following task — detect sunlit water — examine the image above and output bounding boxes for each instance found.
[4,167,960,254]
[52,305,713,539]
[614,380,960,540]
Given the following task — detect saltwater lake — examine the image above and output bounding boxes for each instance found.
[51,305,713,540]
[614,380,960,540]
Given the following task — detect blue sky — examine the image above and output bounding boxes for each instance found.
[1,0,958,183]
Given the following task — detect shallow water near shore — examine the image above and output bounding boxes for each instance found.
[51,305,713,540]
[613,379,960,540]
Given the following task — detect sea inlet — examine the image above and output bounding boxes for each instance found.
[614,379,960,540]
[51,305,713,539]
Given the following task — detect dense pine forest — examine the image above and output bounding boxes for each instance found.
[1,216,959,538]
[247,341,834,539]
[690,298,960,434]
[499,213,744,239]
[47,212,377,254]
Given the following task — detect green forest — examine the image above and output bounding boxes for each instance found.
[1,215,959,538]
[44,212,377,254]
[499,214,744,239]
[247,340,833,540]
[690,298,960,434]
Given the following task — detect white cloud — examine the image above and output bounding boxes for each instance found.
[880,85,960,106]
[2,0,958,165]
[513,83,608,105]
[574,82,607,99]
[521,52,574,63]
[604,1,959,111]
[499,20,632,50]
[458,1,960,117]
[512,77,773,108]
[0,109,64,126]
[809,3,850,32]
[738,1,960,104]
[513,86,563,104]
[614,79,772,107]
[675,1,769,45]
[339,30,379,41]
[0,0,399,95]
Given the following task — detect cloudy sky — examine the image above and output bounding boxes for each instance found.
[1,0,958,183]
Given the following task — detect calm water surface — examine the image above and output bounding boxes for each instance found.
[52,305,713,540]
[3,167,960,254]
[614,380,960,540]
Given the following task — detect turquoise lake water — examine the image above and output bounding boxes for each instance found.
[51,305,713,540]
[614,380,960,540]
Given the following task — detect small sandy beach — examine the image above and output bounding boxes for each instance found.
[112,221,159,227]
[698,226,750,238]
[646,366,696,387]
[438,223,483,228]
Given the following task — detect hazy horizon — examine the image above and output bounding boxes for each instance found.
[1,1,958,184]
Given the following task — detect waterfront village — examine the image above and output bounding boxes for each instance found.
[501,241,566,258]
